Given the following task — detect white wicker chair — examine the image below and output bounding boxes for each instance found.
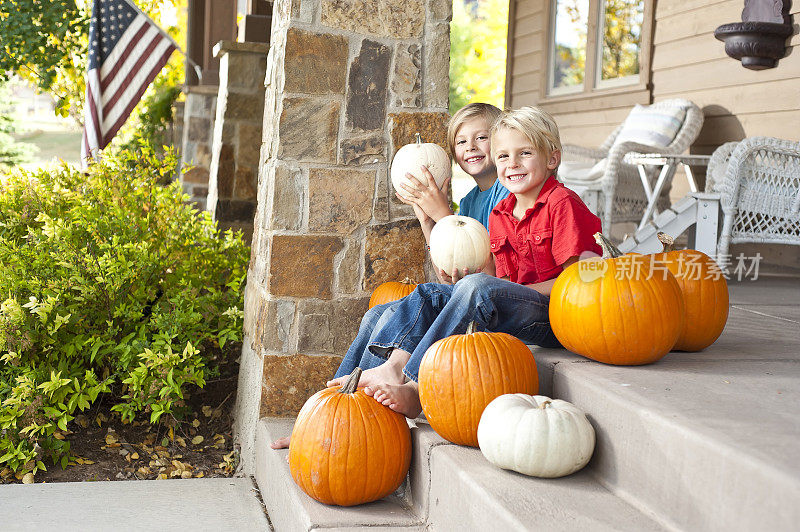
[559,98,704,234]
[705,136,800,260]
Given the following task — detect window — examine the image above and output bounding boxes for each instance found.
[547,0,649,97]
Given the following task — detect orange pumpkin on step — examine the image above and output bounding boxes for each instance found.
[549,233,685,365]
[368,279,417,309]
[288,368,412,506]
[653,232,729,351]
[418,323,539,447]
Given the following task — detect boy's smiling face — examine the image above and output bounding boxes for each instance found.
[453,117,496,181]
[493,127,560,202]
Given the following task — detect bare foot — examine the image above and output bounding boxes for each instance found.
[364,381,422,419]
[270,436,290,449]
[326,350,411,389]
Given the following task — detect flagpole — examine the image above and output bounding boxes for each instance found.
[123,0,203,83]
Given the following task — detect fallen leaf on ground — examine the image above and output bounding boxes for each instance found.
[191,436,204,445]
[192,419,200,428]
[202,406,213,417]
[21,473,34,484]
[105,430,119,445]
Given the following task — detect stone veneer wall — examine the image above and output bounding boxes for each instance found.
[207,41,269,243]
[233,0,452,472]
[179,86,218,209]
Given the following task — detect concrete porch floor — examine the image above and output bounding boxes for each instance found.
[256,273,800,531]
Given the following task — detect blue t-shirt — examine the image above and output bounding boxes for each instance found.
[458,180,511,230]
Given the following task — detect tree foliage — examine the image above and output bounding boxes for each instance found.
[0,0,185,134]
[0,0,90,120]
[449,0,509,115]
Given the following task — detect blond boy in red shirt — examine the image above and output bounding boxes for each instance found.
[334,107,602,418]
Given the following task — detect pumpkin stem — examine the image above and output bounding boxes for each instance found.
[339,368,362,394]
[466,321,477,335]
[538,400,552,409]
[415,132,422,145]
[657,232,676,252]
[594,232,624,259]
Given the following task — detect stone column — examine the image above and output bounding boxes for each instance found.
[179,86,218,209]
[207,41,268,242]
[233,0,452,472]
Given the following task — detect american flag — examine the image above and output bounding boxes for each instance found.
[82,0,177,163]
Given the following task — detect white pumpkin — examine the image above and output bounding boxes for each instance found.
[391,133,451,199]
[429,215,490,274]
[477,394,595,478]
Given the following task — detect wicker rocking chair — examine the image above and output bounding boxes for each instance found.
[559,98,704,234]
[705,136,800,260]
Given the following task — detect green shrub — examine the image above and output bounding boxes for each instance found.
[0,145,248,475]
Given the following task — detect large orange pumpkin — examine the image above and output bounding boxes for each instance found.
[653,232,729,351]
[288,368,412,506]
[418,323,539,447]
[549,233,685,365]
[368,279,417,309]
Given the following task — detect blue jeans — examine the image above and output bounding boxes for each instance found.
[334,274,560,382]
[333,301,402,379]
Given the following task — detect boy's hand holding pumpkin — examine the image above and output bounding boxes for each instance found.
[396,166,452,222]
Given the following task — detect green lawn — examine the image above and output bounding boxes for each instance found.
[15,129,83,169]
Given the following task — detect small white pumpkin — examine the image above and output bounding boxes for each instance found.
[477,394,595,478]
[390,133,451,199]
[429,215,490,274]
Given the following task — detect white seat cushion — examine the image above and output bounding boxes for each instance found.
[558,158,607,182]
[613,104,687,148]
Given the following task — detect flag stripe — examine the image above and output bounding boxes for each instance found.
[100,26,161,104]
[102,37,173,131]
[101,31,163,116]
[103,44,175,146]
[100,17,150,91]
[83,70,103,161]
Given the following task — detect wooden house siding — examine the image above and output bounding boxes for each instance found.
[506,0,800,152]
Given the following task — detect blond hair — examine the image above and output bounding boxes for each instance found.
[490,106,562,164]
[446,103,503,158]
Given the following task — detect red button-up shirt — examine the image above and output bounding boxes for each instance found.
[488,176,602,285]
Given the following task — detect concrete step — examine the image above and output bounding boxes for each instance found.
[255,418,424,531]
[531,294,800,532]
[257,416,664,531]
[0,477,270,531]
[409,422,665,531]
